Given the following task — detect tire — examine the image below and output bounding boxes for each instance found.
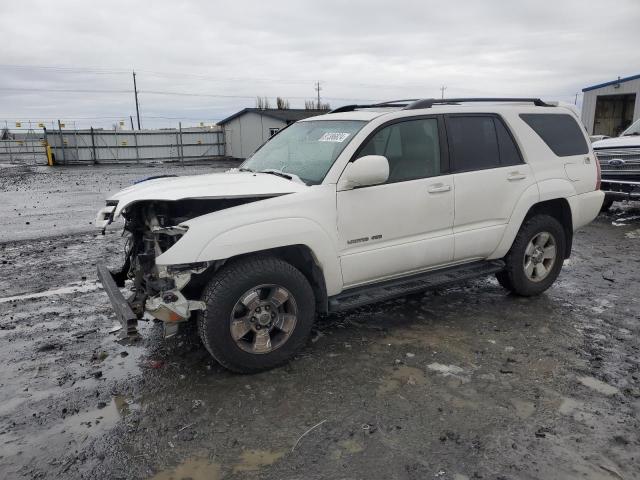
[600,197,614,213]
[198,256,315,373]
[496,214,566,297]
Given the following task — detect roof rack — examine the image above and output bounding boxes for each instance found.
[329,97,552,114]
[329,99,418,114]
[404,98,553,109]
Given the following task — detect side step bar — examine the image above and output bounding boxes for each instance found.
[328,260,505,313]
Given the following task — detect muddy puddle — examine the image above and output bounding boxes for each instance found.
[377,365,428,395]
[2,394,137,463]
[148,448,286,479]
[149,457,222,480]
[232,449,286,473]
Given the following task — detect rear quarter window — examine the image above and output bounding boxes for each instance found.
[519,113,588,157]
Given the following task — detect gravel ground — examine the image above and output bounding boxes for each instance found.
[1,164,639,480]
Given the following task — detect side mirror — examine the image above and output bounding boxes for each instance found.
[339,155,389,190]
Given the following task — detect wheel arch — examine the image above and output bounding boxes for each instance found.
[490,185,574,260]
[209,245,329,315]
[240,245,329,314]
[522,198,573,258]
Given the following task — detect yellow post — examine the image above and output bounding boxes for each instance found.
[46,144,54,166]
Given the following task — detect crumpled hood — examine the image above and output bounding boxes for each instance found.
[593,136,640,150]
[107,170,307,216]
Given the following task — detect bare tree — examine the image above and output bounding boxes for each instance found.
[255,97,271,109]
[276,97,290,110]
[305,100,331,110]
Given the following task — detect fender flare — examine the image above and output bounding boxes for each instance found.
[489,178,576,259]
[195,218,343,296]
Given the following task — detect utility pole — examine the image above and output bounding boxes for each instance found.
[574,92,579,105]
[440,85,447,99]
[133,70,141,130]
[315,81,322,109]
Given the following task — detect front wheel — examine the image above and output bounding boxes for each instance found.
[496,215,566,296]
[198,256,315,373]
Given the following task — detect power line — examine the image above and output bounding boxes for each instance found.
[0,87,132,94]
[0,63,591,98]
[0,64,131,73]
[0,86,376,102]
[0,85,581,103]
[0,63,500,92]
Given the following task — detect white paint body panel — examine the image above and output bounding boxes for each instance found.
[452,164,536,261]
[337,175,454,287]
[592,136,640,149]
[154,184,344,296]
[108,171,306,217]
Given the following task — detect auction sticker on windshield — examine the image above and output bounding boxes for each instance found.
[319,132,350,142]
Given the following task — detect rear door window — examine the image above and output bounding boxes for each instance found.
[446,116,500,172]
[520,113,589,157]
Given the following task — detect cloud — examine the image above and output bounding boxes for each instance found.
[1,0,638,128]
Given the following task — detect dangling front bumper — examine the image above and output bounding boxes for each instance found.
[97,264,140,341]
[97,263,208,340]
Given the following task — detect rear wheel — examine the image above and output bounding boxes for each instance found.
[496,215,566,296]
[198,256,315,373]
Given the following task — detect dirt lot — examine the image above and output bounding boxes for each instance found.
[1,164,639,480]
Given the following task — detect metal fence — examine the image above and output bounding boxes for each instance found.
[0,128,48,165]
[0,139,47,165]
[45,126,225,165]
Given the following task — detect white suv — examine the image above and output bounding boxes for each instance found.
[96,98,604,373]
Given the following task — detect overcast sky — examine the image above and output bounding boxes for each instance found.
[1,0,639,129]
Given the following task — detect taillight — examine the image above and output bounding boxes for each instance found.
[594,154,601,190]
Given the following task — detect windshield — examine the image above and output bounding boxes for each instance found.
[621,118,640,136]
[240,120,366,185]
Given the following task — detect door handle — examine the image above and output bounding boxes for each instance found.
[507,171,527,181]
[427,183,451,193]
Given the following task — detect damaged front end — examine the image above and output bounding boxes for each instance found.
[97,197,263,341]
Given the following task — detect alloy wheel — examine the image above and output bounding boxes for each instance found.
[229,284,298,354]
[523,231,557,282]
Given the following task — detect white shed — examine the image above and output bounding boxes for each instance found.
[218,108,327,159]
[581,74,640,136]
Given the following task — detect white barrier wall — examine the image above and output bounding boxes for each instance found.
[45,127,225,164]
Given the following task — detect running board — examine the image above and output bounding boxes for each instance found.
[328,260,505,313]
